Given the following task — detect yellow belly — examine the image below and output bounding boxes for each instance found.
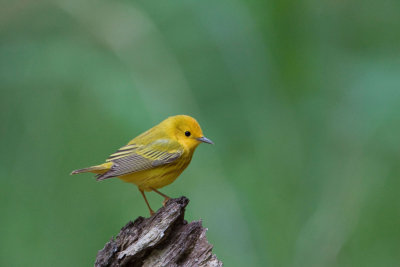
[118,161,189,191]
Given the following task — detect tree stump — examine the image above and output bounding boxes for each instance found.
[95,196,222,266]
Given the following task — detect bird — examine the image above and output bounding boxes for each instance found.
[71,115,213,215]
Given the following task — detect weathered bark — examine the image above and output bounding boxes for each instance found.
[95,196,222,267]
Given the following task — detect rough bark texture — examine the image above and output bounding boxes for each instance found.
[95,197,222,267]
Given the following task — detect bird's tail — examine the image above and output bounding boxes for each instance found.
[70,163,112,175]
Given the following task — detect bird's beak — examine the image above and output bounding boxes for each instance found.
[196,136,214,144]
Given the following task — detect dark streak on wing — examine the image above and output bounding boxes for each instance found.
[107,153,130,161]
[106,145,139,162]
[152,153,181,167]
[96,150,182,181]
[114,148,133,153]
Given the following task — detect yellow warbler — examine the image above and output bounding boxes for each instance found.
[71,115,213,215]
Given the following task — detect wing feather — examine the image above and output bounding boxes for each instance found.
[106,144,139,162]
[96,139,183,180]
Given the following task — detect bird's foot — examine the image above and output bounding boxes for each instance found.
[162,197,170,207]
[150,209,155,216]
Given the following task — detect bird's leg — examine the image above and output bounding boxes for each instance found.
[150,187,171,207]
[139,189,154,216]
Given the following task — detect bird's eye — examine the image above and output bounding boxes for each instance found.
[185,131,191,137]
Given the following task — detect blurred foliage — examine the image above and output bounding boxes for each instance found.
[1,0,400,266]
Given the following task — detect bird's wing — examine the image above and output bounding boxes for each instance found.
[105,144,141,162]
[96,139,183,180]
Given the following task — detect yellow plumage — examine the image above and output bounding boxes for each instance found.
[71,115,213,215]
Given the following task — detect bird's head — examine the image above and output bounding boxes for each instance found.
[163,115,214,150]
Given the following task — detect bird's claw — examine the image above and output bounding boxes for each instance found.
[162,197,170,207]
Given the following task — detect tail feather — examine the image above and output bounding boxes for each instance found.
[70,162,113,175]
[70,167,95,175]
[95,172,115,181]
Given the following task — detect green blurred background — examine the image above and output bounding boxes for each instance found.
[1,0,400,266]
